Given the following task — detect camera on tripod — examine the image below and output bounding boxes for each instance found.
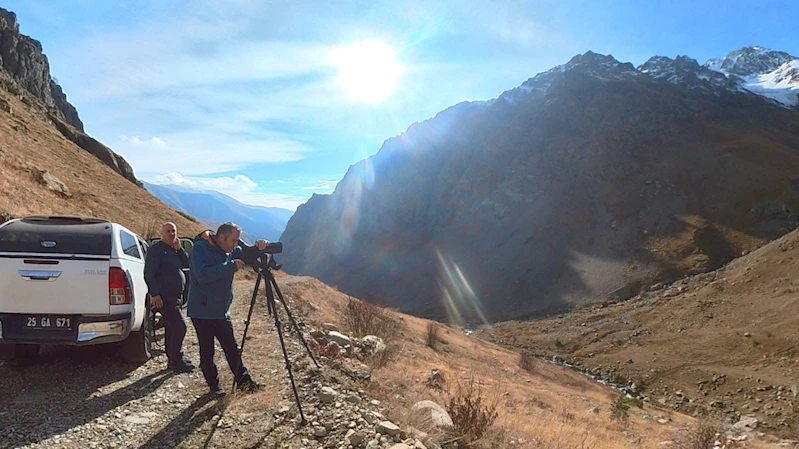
[238,240,283,271]
[234,238,318,425]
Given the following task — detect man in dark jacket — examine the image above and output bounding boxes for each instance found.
[144,222,194,373]
[188,222,269,396]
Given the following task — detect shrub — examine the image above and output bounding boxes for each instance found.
[610,395,630,424]
[445,375,499,447]
[343,297,401,341]
[674,415,724,449]
[519,353,536,373]
[426,322,441,349]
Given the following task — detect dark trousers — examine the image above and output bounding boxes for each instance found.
[160,297,187,364]
[191,317,251,389]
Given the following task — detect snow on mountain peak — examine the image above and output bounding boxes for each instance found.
[479,47,799,111]
[704,46,795,77]
[638,55,739,93]
[704,46,799,106]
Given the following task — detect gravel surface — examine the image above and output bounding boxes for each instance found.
[0,285,442,449]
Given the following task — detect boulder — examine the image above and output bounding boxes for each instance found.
[411,400,453,428]
[328,331,352,348]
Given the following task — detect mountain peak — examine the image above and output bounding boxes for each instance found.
[490,51,640,106]
[0,7,18,32]
[704,46,797,77]
[562,51,639,80]
[638,54,739,93]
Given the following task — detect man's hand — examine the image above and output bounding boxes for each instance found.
[256,239,269,251]
[152,295,164,309]
[233,259,246,270]
[170,239,182,250]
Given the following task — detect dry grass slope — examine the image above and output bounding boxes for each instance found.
[278,274,712,448]
[476,227,799,441]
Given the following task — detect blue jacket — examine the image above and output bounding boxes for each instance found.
[187,230,242,319]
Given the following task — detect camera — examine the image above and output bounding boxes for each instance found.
[238,240,283,270]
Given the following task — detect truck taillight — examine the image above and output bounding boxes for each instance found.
[109,267,131,305]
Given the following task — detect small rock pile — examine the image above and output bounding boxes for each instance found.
[263,323,454,449]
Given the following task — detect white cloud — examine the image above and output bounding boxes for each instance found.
[120,134,167,148]
[117,128,310,176]
[149,172,257,192]
[300,180,336,191]
[152,137,167,148]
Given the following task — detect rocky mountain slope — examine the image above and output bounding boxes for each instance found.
[476,225,799,438]
[0,7,138,185]
[281,49,799,323]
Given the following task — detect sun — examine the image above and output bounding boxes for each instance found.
[330,39,405,103]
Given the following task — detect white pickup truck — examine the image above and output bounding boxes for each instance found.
[0,215,153,364]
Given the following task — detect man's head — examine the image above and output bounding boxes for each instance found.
[160,222,178,247]
[215,222,242,253]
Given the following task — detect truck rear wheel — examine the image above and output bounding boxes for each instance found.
[119,306,152,364]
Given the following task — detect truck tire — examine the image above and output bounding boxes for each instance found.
[119,305,152,364]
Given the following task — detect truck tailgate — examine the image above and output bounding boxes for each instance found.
[0,255,111,315]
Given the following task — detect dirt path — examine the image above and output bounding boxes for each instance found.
[0,282,304,449]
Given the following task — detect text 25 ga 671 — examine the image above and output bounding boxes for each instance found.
[25,316,72,329]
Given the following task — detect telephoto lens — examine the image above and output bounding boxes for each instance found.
[238,240,283,270]
[265,242,283,254]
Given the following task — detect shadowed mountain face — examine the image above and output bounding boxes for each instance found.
[280,51,799,324]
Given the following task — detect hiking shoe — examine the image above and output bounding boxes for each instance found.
[236,379,264,393]
[209,385,226,398]
[169,359,195,373]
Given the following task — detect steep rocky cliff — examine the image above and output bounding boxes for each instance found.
[280,51,799,323]
[0,8,81,130]
[0,7,138,186]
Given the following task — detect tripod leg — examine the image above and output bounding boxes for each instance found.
[266,281,307,425]
[266,288,275,317]
[267,271,320,369]
[233,270,262,392]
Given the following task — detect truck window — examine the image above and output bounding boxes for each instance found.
[120,231,141,259]
[0,219,112,255]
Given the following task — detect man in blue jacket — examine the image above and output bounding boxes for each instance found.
[188,222,269,396]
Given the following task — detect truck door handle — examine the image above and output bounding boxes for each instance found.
[18,270,62,281]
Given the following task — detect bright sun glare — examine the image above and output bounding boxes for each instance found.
[330,39,405,103]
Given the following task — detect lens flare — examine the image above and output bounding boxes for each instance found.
[435,249,488,326]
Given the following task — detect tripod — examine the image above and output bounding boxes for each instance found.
[234,253,319,425]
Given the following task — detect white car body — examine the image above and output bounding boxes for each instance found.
[0,215,153,362]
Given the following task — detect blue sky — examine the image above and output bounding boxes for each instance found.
[5,0,799,210]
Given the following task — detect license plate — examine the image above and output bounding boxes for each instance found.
[25,315,73,330]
